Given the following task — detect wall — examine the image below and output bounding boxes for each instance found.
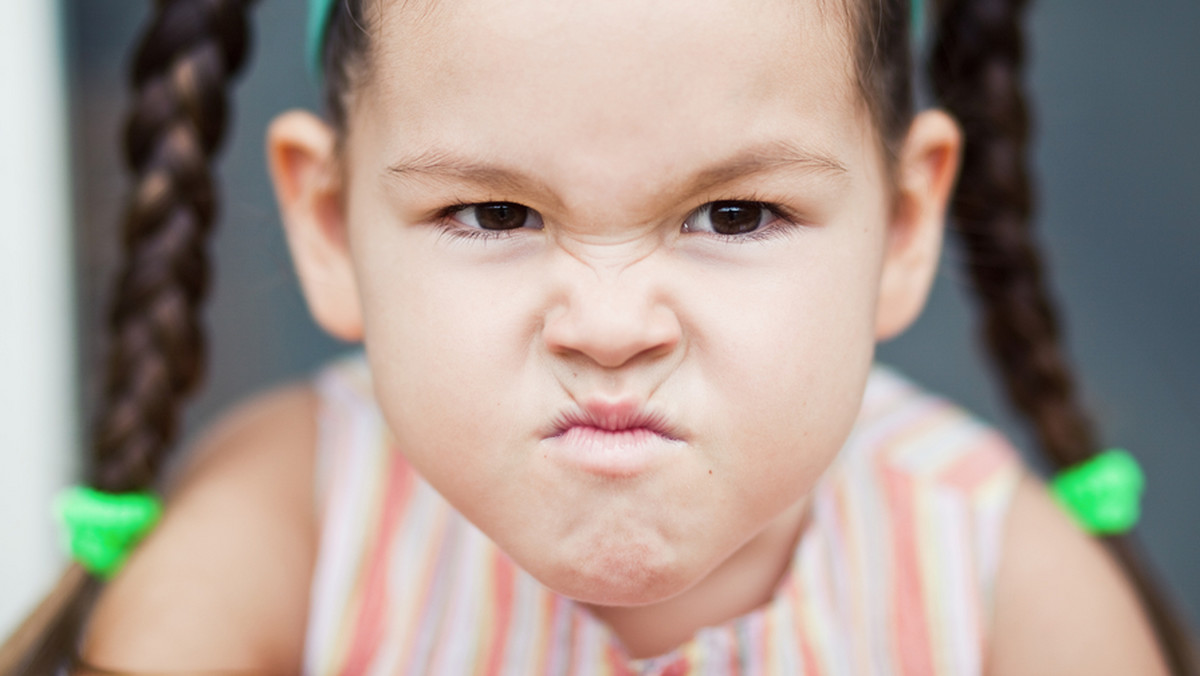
[0,0,76,640]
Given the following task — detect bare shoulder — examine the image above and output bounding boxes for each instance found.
[987,472,1168,675]
[82,384,321,675]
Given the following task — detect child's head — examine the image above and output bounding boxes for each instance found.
[267,0,960,606]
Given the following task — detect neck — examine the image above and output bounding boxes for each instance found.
[584,498,811,659]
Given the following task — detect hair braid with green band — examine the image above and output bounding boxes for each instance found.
[55,488,162,580]
[1051,449,1145,535]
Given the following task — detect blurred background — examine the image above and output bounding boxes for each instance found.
[2,0,1198,643]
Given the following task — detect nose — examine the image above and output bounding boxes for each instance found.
[542,265,682,369]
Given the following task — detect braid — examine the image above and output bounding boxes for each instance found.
[929,0,1198,672]
[929,0,1094,466]
[0,1,258,673]
[94,0,256,492]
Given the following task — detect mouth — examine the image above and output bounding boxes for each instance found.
[547,401,681,441]
[542,401,685,477]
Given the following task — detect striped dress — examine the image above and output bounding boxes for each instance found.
[302,354,1021,676]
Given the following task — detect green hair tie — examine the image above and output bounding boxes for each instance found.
[55,487,163,579]
[1051,449,1145,535]
[308,0,338,78]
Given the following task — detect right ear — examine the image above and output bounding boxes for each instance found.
[266,110,363,342]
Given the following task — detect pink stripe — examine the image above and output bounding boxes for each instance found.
[886,470,935,676]
[726,628,742,675]
[937,438,1011,490]
[341,453,412,676]
[605,642,635,675]
[799,625,821,675]
[484,553,516,676]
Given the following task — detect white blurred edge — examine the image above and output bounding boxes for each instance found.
[0,0,78,640]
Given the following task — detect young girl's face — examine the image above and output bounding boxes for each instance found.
[278,0,950,608]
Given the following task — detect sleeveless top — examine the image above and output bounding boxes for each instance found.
[302,354,1021,676]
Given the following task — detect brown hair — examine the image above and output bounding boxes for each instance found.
[2,0,1195,673]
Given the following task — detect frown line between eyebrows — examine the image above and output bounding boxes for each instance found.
[381,139,851,207]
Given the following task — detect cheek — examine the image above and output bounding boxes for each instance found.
[680,229,882,505]
[353,232,543,486]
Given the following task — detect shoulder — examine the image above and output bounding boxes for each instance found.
[986,472,1168,675]
[82,383,321,674]
[838,368,1168,673]
[852,365,1022,488]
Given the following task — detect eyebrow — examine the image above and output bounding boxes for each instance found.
[686,140,850,193]
[385,147,564,208]
[383,139,850,205]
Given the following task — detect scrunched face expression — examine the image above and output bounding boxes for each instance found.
[296,0,938,609]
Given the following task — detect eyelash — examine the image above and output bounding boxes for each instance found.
[431,198,802,243]
[432,202,525,242]
[690,199,802,244]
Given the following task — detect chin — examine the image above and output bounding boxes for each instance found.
[530,539,702,608]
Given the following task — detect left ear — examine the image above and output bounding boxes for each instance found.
[875,109,962,340]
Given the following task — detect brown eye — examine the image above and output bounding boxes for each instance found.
[683,200,774,236]
[451,202,544,231]
[710,202,765,234]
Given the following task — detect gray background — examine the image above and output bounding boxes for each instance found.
[65,0,1199,631]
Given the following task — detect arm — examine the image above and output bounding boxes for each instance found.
[986,472,1169,675]
[79,385,319,675]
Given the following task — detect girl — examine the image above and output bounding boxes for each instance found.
[4,0,1197,673]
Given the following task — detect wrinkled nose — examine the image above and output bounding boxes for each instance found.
[542,263,682,369]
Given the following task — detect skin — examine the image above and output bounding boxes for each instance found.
[80,0,1169,672]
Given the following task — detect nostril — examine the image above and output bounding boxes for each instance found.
[542,296,681,369]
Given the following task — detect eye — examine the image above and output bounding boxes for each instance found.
[683,200,778,236]
[449,202,544,231]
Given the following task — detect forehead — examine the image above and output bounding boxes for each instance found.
[352,0,870,199]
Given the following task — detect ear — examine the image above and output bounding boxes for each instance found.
[875,109,962,341]
[267,110,364,342]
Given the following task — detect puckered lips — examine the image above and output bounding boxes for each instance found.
[541,400,685,478]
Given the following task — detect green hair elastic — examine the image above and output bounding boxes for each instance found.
[1051,449,1145,535]
[55,487,163,580]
